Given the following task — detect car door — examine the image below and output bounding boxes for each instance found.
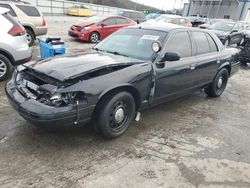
[100,18,117,39]
[190,31,220,86]
[153,31,198,102]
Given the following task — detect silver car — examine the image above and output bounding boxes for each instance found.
[0,7,32,81]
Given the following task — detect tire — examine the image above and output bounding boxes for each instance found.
[26,28,35,46]
[205,68,229,98]
[95,91,136,139]
[0,54,12,81]
[89,32,100,43]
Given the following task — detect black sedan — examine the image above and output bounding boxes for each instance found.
[6,23,240,139]
[208,21,245,45]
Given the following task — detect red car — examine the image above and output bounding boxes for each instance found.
[68,15,136,43]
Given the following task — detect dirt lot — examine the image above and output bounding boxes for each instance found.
[0,16,250,188]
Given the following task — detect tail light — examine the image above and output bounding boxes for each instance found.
[42,16,46,26]
[8,25,26,36]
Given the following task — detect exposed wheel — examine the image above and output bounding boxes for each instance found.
[26,28,35,46]
[0,54,12,81]
[95,91,136,139]
[205,68,229,98]
[89,32,100,43]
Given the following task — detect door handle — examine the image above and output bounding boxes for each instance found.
[189,64,197,70]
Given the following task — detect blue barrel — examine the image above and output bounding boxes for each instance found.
[39,37,66,59]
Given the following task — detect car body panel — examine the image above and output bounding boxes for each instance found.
[5,25,240,129]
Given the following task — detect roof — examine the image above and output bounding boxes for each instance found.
[0,7,9,14]
[134,22,183,32]
[159,14,182,18]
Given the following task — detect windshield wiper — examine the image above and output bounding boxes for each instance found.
[105,51,129,57]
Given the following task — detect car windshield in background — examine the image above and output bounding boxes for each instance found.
[85,16,105,23]
[209,21,235,32]
[94,28,167,61]
[155,16,173,22]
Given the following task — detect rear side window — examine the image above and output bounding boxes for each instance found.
[116,18,128,24]
[0,4,16,16]
[166,31,192,58]
[16,5,40,17]
[192,31,210,55]
[206,33,218,52]
[103,18,116,25]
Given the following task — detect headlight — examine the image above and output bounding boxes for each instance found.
[49,91,86,107]
[81,26,90,32]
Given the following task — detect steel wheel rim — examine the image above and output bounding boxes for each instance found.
[109,101,128,132]
[216,74,227,94]
[91,33,98,42]
[0,60,7,78]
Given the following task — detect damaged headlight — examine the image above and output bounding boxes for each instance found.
[49,92,86,107]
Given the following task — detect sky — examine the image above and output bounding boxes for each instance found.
[131,0,189,10]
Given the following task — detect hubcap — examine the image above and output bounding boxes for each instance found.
[91,34,98,42]
[217,77,223,88]
[114,108,125,124]
[0,60,7,78]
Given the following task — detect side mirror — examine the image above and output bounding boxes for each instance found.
[101,23,106,27]
[159,52,181,62]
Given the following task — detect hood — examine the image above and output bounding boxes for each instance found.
[75,21,95,27]
[210,29,229,37]
[23,52,144,82]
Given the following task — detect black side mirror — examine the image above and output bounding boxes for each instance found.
[159,52,181,62]
[101,23,106,27]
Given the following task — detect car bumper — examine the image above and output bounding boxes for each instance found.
[5,80,95,129]
[34,26,48,36]
[68,30,89,41]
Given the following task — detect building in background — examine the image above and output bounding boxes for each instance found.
[183,0,250,21]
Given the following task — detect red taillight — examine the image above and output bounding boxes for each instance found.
[42,16,46,26]
[8,25,25,36]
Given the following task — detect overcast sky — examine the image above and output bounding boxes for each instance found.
[131,0,189,10]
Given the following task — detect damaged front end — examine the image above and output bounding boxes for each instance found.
[5,66,95,129]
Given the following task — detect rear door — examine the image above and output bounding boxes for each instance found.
[190,31,220,86]
[153,31,198,102]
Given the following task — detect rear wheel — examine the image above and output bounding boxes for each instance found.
[95,91,135,139]
[89,32,100,43]
[205,68,229,97]
[26,28,35,46]
[0,54,12,81]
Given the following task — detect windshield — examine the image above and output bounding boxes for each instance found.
[209,21,235,32]
[155,16,174,23]
[94,28,167,61]
[85,16,105,23]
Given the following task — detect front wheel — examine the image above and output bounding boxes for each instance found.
[205,68,229,98]
[89,32,100,43]
[95,91,136,139]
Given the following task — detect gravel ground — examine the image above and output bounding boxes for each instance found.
[0,16,250,188]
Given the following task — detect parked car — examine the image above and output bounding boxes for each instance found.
[112,10,146,24]
[6,23,240,139]
[146,13,160,20]
[147,14,192,27]
[208,21,245,45]
[0,1,47,46]
[0,7,31,81]
[67,5,92,17]
[68,15,136,43]
[199,19,234,29]
[186,16,209,27]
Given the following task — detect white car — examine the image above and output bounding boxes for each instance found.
[0,7,31,81]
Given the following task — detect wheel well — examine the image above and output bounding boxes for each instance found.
[90,31,100,38]
[97,86,141,111]
[24,26,35,38]
[222,65,231,76]
[0,50,14,65]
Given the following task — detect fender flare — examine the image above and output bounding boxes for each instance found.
[0,48,15,65]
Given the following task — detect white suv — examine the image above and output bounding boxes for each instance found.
[0,7,31,81]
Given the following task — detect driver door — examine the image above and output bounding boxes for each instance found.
[153,31,198,103]
[100,18,117,39]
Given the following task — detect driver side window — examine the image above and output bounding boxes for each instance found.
[166,31,192,58]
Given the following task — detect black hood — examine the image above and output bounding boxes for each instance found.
[23,52,144,82]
